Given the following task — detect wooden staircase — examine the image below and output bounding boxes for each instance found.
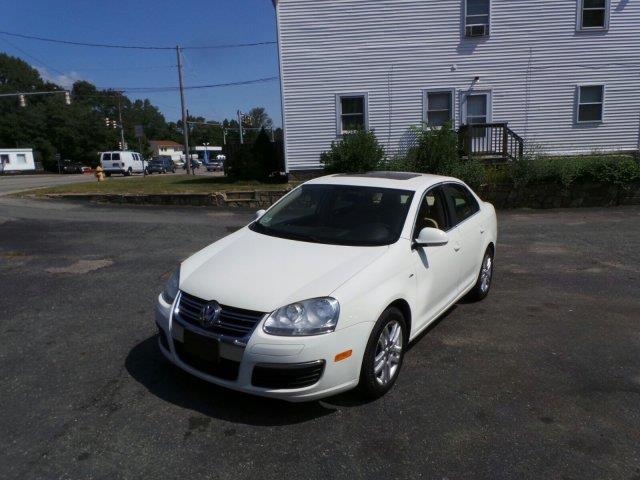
[458,123,524,163]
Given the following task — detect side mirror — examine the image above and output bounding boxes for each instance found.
[255,209,266,220]
[413,227,449,249]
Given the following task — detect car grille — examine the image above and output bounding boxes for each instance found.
[252,361,326,389]
[176,291,265,338]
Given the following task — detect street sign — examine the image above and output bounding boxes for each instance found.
[134,125,144,138]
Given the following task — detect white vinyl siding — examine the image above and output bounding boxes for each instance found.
[275,0,640,170]
[423,90,454,127]
[576,85,605,123]
[578,0,609,31]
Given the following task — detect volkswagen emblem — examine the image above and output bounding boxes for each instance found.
[200,301,222,328]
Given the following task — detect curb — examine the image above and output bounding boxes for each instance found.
[41,190,291,208]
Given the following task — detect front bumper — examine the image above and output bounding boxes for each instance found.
[155,294,370,402]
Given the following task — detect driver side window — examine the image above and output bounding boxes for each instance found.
[414,186,449,235]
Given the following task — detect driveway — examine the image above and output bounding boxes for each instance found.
[0,199,638,479]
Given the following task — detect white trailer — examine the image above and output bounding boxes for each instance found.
[0,148,36,173]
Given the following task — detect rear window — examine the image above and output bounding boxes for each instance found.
[112,153,121,161]
[102,153,111,161]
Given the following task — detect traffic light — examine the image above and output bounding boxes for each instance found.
[19,95,26,108]
[105,117,111,127]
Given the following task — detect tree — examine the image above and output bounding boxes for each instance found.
[0,53,175,169]
[247,107,273,130]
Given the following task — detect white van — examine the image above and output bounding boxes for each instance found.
[100,151,145,176]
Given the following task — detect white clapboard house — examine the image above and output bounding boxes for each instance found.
[272,0,640,172]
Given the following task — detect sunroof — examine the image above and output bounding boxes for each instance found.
[336,171,422,180]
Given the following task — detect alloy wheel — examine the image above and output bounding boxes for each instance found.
[480,254,493,294]
[374,320,403,386]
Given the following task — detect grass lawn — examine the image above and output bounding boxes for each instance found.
[28,174,293,196]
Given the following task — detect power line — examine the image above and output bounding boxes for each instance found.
[0,30,276,50]
[0,36,67,76]
[100,76,279,93]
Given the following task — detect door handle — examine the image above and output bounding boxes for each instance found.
[453,242,461,252]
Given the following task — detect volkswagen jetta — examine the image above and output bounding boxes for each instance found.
[155,172,497,401]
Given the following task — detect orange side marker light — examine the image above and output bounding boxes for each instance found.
[334,350,352,362]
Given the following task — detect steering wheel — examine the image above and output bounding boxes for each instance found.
[423,218,439,229]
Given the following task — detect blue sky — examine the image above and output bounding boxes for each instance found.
[2,0,282,125]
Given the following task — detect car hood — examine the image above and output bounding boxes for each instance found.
[180,227,388,313]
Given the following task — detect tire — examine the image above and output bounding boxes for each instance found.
[172,168,176,173]
[466,247,494,302]
[358,307,407,400]
[105,172,111,177]
[125,168,132,177]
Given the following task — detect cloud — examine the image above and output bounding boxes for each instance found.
[34,66,82,89]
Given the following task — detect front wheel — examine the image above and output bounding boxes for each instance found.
[358,307,407,400]
[125,168,132,176]
[467,247,494,301]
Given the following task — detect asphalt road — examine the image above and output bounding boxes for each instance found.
[1,198,639,480]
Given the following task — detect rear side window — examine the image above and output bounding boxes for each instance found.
[102,153,111,161]
[112,153,121,161]
[443,183,480,226]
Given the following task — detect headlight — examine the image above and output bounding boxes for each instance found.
[263,297,340,336]
[161,268,180,304]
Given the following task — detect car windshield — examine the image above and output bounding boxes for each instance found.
[250,184,414,246]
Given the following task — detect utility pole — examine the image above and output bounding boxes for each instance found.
[176,45,191,175]
[237,110,244,144]
[117,93,126,151]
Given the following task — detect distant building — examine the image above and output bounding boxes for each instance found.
[0,148,35,173]
[149,140,184,161]
[272,0,640,171]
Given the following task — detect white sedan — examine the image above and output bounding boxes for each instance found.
[155,172,497,401]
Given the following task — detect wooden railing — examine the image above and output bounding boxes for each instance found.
[458,123,524,162]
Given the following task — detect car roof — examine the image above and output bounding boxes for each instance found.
[304,172,460,191]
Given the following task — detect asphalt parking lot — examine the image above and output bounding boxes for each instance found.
[1,197,639,480]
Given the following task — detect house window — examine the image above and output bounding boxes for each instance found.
[17,153,27,164]
[465,94,489,125]
[0,154,9,165]
[578,0,609,30]
[577,85,604,123]
[465,0,490,37]
[424,90,454,127]
[337,94,367,134]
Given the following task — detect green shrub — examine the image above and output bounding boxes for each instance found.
[401,123,486,188]
[320,130,385,173]
[507,154,640,189]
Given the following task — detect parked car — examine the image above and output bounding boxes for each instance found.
[62,161,91,174]
[155,172,497,402]
[182,158,202,170]
[206,161,224,172]
[146,158,176,174]
[100,151,145,176]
